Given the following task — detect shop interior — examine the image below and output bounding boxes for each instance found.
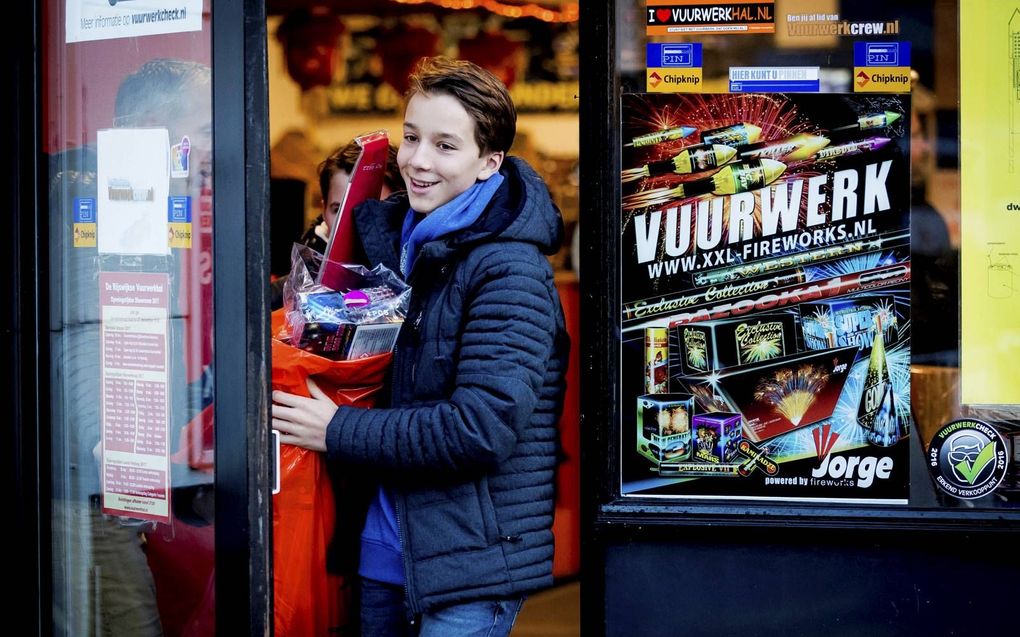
[40,0,1000,634]
[263,1,582,634]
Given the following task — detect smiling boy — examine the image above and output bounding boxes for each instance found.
[272,57,569,636]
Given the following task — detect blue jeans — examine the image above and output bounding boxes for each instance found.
[360,578,525,637]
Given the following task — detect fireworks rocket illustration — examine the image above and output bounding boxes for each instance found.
[811,136,891,160]
[832,111,902,132]
[622,158,787,211]
[754,365,830,426]
[700,122,763,146]
[738,133,831,161]
[625,126,698,148]
[856,315,905,447]
[692,230,910,286]
[621,144,738,183]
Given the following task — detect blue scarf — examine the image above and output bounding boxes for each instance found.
[399,174,504,278]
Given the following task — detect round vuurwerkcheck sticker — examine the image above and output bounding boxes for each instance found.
[928,419,1008,500]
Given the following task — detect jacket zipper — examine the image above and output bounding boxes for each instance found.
[394,490,421,619]
[394,246,442,621]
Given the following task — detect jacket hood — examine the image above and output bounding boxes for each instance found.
[448,156,564,256]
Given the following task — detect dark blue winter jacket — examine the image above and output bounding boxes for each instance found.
[325,157,570,613]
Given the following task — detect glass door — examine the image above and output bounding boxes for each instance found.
[41,1,270,634]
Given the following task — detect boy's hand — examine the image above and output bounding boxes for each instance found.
[271,378,338,453]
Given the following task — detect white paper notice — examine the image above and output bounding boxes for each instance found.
[97,128,171,256]
[66,0,203,44]
[100,272,172,523]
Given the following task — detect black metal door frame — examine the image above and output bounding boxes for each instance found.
[7,0,46,632]
[9,1,274,634]
[213,1,272,634]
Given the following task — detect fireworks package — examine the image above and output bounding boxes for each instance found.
[279,243,410,360]
[636,393,695,465]
[691,412,743,465]
[672,347,858,443]
[800,295,902,352]
[673,312,799,375]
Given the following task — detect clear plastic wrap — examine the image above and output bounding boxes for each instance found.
[277,243,410,360]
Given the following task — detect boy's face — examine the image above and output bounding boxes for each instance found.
[398,92,504,214]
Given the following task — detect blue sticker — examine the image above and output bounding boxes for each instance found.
[74,198,96,223]
[167,196,192,223]
[854,41,910,67]
[728,67,820,93]
[647,43,703,68]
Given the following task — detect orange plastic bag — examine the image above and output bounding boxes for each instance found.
[271,309,392,636]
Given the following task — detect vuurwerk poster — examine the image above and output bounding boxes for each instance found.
[620,93,911,503]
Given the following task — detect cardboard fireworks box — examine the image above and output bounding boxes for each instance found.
[644,327,669,394]
[691,412,743,464]
[674,312,799,375]
[671,347,858,443]
[636,394,694,464]
[800,295,900,352]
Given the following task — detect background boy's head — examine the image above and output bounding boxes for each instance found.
[114,58,211,153]
[318,141,401,232]
[398,57,517,213]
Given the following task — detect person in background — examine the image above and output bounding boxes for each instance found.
[271,57,570,636]
[908,75,958,365]
[301,141,403,254]
[271,141,401,309]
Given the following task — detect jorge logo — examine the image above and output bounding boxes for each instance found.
[812,453,894,488]
[928,419,1008,500]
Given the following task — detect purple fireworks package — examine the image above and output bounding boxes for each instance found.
[691,412,742,464]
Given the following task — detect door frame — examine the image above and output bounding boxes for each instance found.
[213,0,272,633]
[8,1,274,633]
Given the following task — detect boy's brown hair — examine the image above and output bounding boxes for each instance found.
[405,56,517,156]
[317,141,402,202]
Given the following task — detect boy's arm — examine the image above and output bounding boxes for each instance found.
[325,248,557,478]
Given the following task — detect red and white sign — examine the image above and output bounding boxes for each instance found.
[100,271,172,522]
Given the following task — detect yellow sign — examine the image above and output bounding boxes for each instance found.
[960,1,1020,404]
[852,67,910,93]
[168,222,193,249]
[646,68,703,93]
[73,223,97,248]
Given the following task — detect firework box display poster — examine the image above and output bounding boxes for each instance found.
[620,93,912,503]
